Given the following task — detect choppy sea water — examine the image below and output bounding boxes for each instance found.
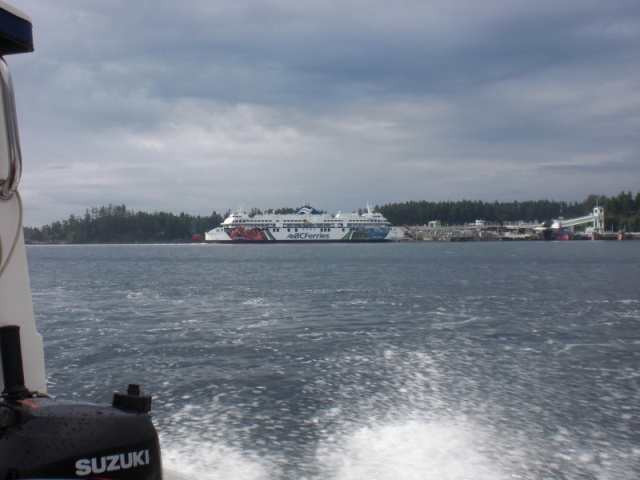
[26,242,640,479]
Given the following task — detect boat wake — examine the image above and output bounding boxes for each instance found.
[157,344,638,480]
[160,413,516,480]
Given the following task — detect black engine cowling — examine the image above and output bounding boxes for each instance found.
[0,326,163,479]
[0,395,162,479]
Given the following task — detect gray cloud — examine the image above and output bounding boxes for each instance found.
[8,0,640,225]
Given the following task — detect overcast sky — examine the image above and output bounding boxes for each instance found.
[8,0,640,226]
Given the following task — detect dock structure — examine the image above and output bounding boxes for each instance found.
[549,207,605,232]
[403,206,638,241]
[405,221,506,242]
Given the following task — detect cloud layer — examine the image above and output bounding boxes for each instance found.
[9,0,640,225]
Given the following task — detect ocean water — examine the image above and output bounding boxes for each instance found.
[26,242,640,479]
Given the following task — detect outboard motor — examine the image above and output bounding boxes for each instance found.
[0,326,163,479]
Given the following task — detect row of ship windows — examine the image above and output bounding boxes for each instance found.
[233,219,385,224]
[219,227,387,233]
[270,228,346,232]
[234,223,347,228]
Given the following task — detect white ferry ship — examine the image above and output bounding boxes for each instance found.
[205,203,404,243]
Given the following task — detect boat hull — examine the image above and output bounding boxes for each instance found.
[207,238,392,244]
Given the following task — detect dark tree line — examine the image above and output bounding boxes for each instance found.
[23,192,640,244]
[24,204,224,244]
[375,191,640,231]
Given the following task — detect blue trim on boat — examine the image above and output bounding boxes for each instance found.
[294,205,323,215]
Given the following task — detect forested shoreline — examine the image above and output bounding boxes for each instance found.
[24,191,640,244]
[24,205,224,244]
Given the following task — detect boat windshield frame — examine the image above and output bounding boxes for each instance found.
[0,58,23,201]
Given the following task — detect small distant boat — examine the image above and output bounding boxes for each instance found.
[556,230,570,241]
[205,203,404,243]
